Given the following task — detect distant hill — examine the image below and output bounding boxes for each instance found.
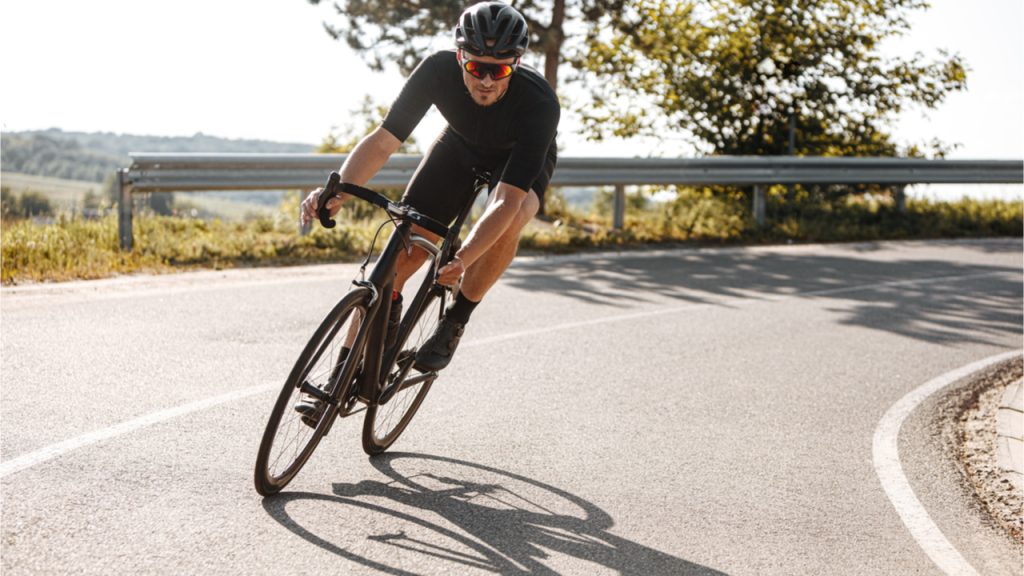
[1,128,316,183]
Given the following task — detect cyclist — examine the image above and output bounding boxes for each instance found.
[301,1,559,373]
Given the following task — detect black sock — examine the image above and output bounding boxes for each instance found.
[445,293,479,324]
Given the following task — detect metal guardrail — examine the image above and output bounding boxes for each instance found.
[118,154,1023,250]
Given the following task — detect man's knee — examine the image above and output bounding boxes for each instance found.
[514,191,540,229]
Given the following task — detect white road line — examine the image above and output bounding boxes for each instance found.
[0,269,1015,479]
[0,383,277,479]
[872,350,1021,576]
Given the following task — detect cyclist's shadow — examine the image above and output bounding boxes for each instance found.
[262,452,725,575]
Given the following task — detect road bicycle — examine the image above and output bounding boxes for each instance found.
[254,170,486,496]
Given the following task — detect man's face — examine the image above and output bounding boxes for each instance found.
[459,50,517,107]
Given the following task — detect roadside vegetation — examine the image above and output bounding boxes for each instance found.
[527,186,1022,251]
[2,184,1020,285]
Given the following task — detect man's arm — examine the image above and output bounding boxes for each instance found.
[301,127,402,226]
[339,127,403,186]
[458,182,527,262]
[434,181,528,285]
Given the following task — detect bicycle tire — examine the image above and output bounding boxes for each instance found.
[254,287,371,496]
[362,236,445,455]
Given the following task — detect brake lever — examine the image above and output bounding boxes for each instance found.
[317,172,342,229]
[451,276,462,301]
[431,274,462,301]
[432,237,463,299]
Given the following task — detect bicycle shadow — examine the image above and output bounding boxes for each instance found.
[262,452,726,575]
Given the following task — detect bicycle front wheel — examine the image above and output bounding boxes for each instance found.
[362,236,445,455]
[255,287,371,496]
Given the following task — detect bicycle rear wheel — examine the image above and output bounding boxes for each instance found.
[255,287,370,496]
[362,236,445,455]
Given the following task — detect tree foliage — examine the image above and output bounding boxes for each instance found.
[317,95,419,153]
[1,133,123,183]
[577,0,967,156]
[2,130,314,184]
[317,96,419,212]
[307,0,629,91]
[310,1,966,157]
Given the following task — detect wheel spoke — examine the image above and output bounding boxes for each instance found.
[363,243,444,454]
[255,289,370,495]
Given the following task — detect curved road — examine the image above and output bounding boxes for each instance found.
[2,238,1021,575]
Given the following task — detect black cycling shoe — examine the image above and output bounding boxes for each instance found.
[414,317,465,372]
[294,396,326,428]
[294,346,351,428]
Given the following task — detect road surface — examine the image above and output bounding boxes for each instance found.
[2,238,1022,575]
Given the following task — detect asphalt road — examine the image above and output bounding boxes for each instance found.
[2,239,1022,575]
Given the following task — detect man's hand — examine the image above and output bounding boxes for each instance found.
[436,256,466,287]
[300,188,344,227]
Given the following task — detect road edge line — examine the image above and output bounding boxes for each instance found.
[0,383,277,479]
[872,350,1021,576]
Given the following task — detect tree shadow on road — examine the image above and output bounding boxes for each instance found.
[262,452,726,575]
[832,239,1023,254]
[504,240,1022,346]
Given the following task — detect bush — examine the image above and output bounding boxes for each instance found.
[1,187,54,219]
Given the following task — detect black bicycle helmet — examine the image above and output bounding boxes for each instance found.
[454,2,529,59]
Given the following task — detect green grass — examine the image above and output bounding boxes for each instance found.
[174,194,277,220]
[0,212,384,284]
[2,193,1021,285]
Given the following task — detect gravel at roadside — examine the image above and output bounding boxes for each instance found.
[955,357,1024,543]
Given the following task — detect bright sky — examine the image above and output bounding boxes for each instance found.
[2,0,1022,166]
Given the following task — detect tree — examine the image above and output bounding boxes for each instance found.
[307,0,628,92]
[317,96,420,213]
[317,95,419,154]
[577,0,967,157]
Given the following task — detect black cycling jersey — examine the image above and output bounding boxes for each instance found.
[382,49,560,193]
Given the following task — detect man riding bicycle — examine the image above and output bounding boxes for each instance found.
[301,1,559,373]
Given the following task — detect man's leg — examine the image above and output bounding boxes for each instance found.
[397,186,537,297]
[414,190,539,371]
[459,190,539,300]
[393,131,477,293]
[386,131,472,346]
[393,225,440,292]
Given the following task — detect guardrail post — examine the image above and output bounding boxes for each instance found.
[117,170,133,251]
[612,185,625,230]
[894,184,906,214]
[753,185,766,227]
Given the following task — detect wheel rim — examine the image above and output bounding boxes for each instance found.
[263,305,363,482]
[370,290,444,445]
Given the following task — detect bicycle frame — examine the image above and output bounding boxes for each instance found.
[352,219,406,403]
[254,171,493,493]
[315,171,489,410]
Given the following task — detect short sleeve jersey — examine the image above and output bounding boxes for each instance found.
[382,50,560,192]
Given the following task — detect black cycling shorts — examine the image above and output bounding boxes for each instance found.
[402,128,557,228]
